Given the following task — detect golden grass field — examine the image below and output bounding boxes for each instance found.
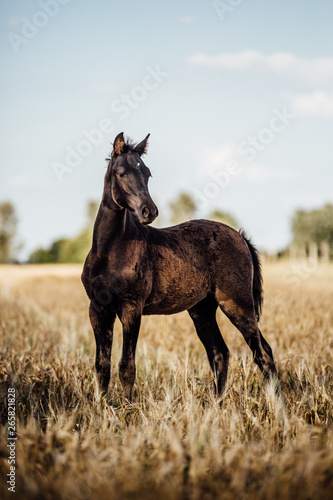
[0,261,333,499]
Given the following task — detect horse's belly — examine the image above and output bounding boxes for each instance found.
[143,280,208,315]
[143,296,204,315]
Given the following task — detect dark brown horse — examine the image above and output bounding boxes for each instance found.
[82,132,279,401]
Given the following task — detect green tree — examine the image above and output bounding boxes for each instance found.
[291,204,333,258]
[57,230,93,263]
[28,247,53,264]
[28,200,98,264]
[208,209,239,229]
[0,201,18,263]
[169,192,196,224]
[87,200,99,226]
[28,239,68,264]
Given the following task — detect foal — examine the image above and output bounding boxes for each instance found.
[82,132,279,401]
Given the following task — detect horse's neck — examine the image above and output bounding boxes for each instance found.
[91,203,136,255]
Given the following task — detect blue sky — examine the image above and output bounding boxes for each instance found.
[1,0,333,259]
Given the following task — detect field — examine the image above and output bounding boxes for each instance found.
[0,261,333,499]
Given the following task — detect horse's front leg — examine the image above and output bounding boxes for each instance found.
[118,302,142,401]
[89,302,115,398]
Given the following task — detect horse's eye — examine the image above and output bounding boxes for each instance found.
[117,172,126,178]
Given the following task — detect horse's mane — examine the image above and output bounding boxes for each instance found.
[105,136,137,162]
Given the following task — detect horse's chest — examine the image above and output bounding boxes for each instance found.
[86,251,150,299]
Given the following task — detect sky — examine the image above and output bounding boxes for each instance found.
[1,0,333,260]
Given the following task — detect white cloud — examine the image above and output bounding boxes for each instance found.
[291,90,333,118]
[9,175,53,189]
[188,50,333,85]
[88,82,116,93]
[8,18,21,27]
[189,50,263,70]
[203,144,237,173]
[179,16,195,24]
[240,164,299,183]
[202,144,299,184]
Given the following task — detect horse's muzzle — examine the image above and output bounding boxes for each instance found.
[140,204,158,224]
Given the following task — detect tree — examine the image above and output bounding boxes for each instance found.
[0,201,18,263]
[208,209,239,229]
[87,200,99,226]
[169,192,196,224]
[28,200,98,264]
[291,204,333,259]
[28,247,55,264]
[28,239,67,264]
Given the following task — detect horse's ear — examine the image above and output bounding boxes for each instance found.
[133,134,150,156]
[112,132,125,156]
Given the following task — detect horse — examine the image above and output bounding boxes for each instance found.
[81,132,279,401]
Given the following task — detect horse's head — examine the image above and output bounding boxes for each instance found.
[105,132,158,225]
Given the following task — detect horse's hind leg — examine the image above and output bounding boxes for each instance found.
[218,297,277,381]
[188,295,229,397]
[258,329,274,360]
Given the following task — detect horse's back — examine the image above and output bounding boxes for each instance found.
[143,220,254,315]
[149,219,252,273]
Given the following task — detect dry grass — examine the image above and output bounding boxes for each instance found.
[0,261,333,499]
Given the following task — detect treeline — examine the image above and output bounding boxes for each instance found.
[28,230,92,264]
[28,201,99,264]
[1,199,333,264]
[291,203,333,259]
[0,201,19,263]
[28,193,239,264]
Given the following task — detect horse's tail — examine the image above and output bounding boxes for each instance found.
[240,231,263,322]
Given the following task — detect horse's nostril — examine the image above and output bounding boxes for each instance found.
[142,207,150,218]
